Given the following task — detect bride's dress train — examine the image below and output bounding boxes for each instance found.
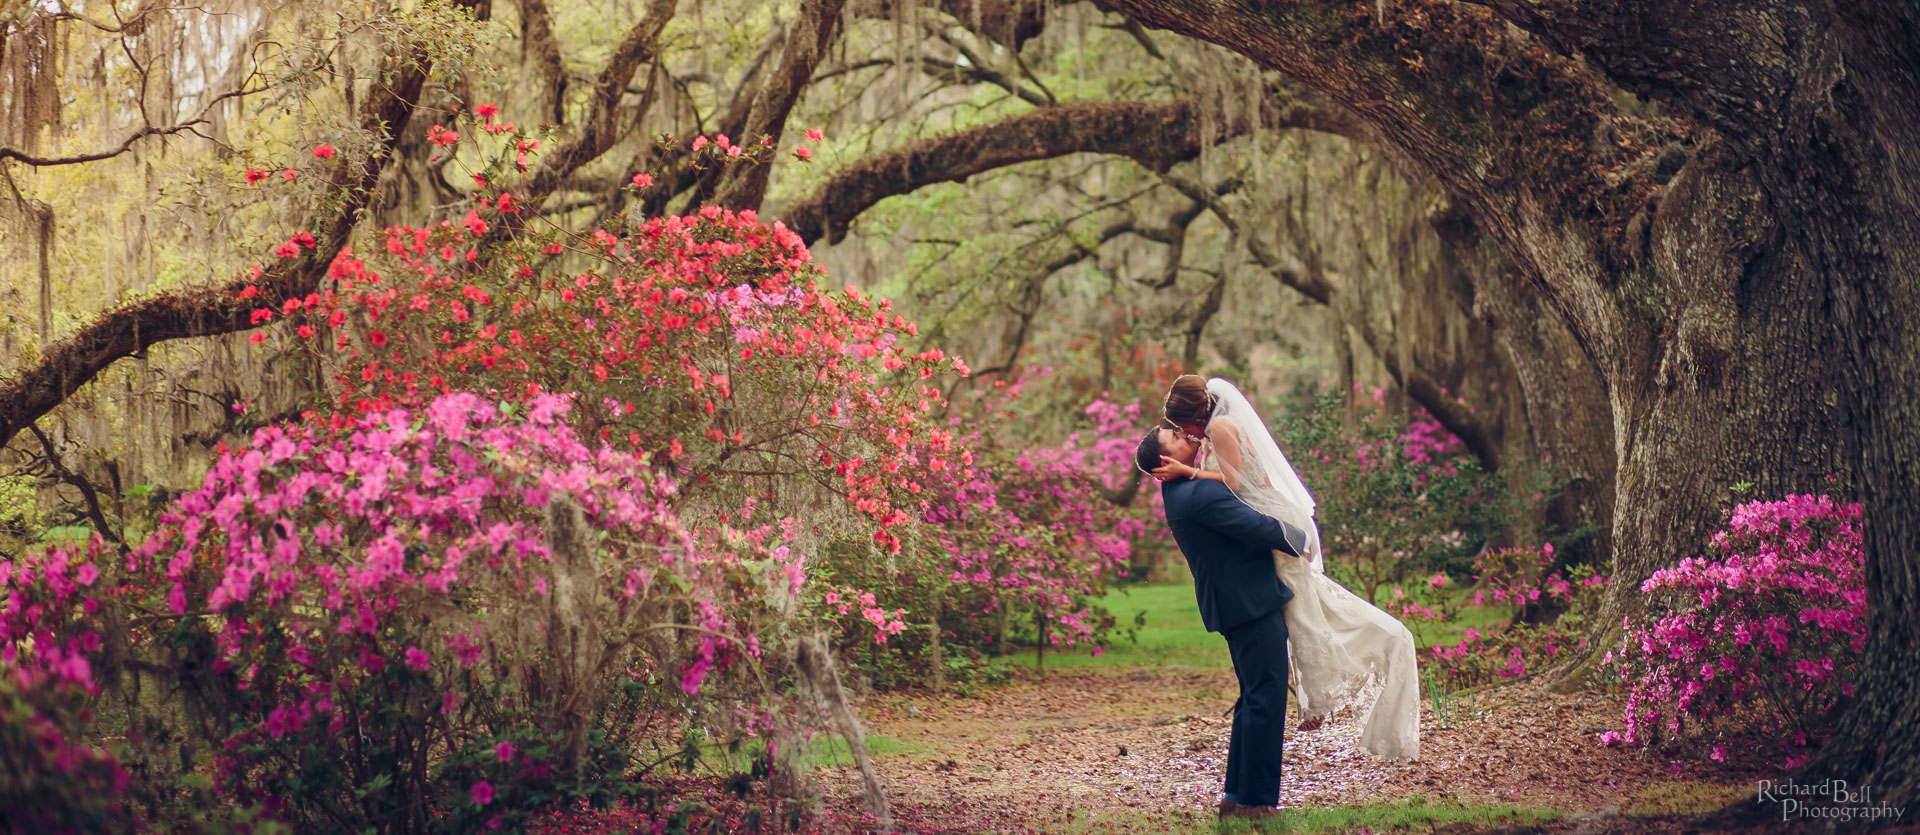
[1274,550,1421,760]
[1201,378,1420,761]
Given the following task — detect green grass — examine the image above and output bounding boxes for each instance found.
[1044,795,1564,834]
[996,580,1517,677]
[1003,581,1232,675]
[1211,795,1563,834]
[1411,598,1513,650]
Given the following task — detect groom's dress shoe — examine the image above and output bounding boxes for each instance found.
[1221,804,1284,820]
[1215,798,1241,818]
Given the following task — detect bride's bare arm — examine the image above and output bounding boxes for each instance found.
[1210,422,1245,492]
[1151,426,1236,487]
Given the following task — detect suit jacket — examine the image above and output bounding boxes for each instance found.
[1162,476,1308,633]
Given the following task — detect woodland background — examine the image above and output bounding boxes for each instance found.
[0,0,1913,831]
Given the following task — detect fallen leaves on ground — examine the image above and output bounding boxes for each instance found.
[814,668,1779,833]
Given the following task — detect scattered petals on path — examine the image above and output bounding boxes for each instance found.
[820,670,1770,832]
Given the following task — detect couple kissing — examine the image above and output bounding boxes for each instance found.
[1135,375,1420,819]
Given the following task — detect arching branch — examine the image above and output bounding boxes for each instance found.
[781,97,1357,245]
[0,0,489,452]
[1,122,205,167]
[1160,172,1503,471]
[1094,0,1683,370]
[510,0,678,219]
[0,81,261,167]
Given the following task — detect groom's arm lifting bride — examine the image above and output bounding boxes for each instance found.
[1137,426,1304,819]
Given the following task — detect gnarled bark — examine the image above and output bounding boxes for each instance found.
[516,0,570,125]
[714,0,849,212]
[1094,0,1848,672]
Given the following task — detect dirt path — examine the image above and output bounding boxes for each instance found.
[819,668,1771,833]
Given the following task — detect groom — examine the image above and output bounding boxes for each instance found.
[1137,425,1307,818]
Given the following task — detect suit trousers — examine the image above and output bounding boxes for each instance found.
[1221,608,1289,806]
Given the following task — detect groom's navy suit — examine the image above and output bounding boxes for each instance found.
[1162,476,1307,808]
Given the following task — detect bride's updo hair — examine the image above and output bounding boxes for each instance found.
[1164,374,1215,430]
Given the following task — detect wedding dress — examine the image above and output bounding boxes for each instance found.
[1200,377,1421,761]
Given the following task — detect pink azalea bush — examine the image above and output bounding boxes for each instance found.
[0,114,1153,827]
[3,201,1152,829]
[823,377,1151,682]
[1601,494,1865,767]
[925,393,1144,646]
[1413,544,1609,691]
[0,539,134,830]
[1276,386,1509,603]
[5,393,806,831]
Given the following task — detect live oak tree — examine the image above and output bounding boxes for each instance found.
[5,0,1914,814]
[1078,0,1920,810]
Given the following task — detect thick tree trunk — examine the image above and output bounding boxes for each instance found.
[1090,0,1919,806]
[1748,7,1920,815]
[1429,204,1616,575]
[1591,140,1848,666]
[1465,2,1920,806]
[1093,0,1854,658]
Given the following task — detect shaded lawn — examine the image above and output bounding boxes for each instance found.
[992,580,1518,678]
[1219,795,1563,834]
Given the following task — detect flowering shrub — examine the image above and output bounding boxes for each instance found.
[269,205,964,559]
[280,202,1161,673]
[1415,544,1609,692]
[810,382,1149,684]
[925,396,1143,646]
[4,393,816,831]
[0,540,133,831]
[0,106,1150,829]
[1277,387,1506,603]
[1602,495,1865,767]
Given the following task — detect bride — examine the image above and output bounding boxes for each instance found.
[1152,374,1420,761]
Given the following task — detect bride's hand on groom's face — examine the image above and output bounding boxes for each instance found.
[1150,455,1193,482]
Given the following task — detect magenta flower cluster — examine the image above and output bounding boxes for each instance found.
[0,537,132,829]
[1600,494,1865,767]
[3,391,796,828]
[910,385,1147,653]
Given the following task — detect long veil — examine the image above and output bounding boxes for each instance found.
[1200,377,1421,761]
[1206,378,1324,573]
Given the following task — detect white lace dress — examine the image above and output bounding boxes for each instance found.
[1202,382,1421,761]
